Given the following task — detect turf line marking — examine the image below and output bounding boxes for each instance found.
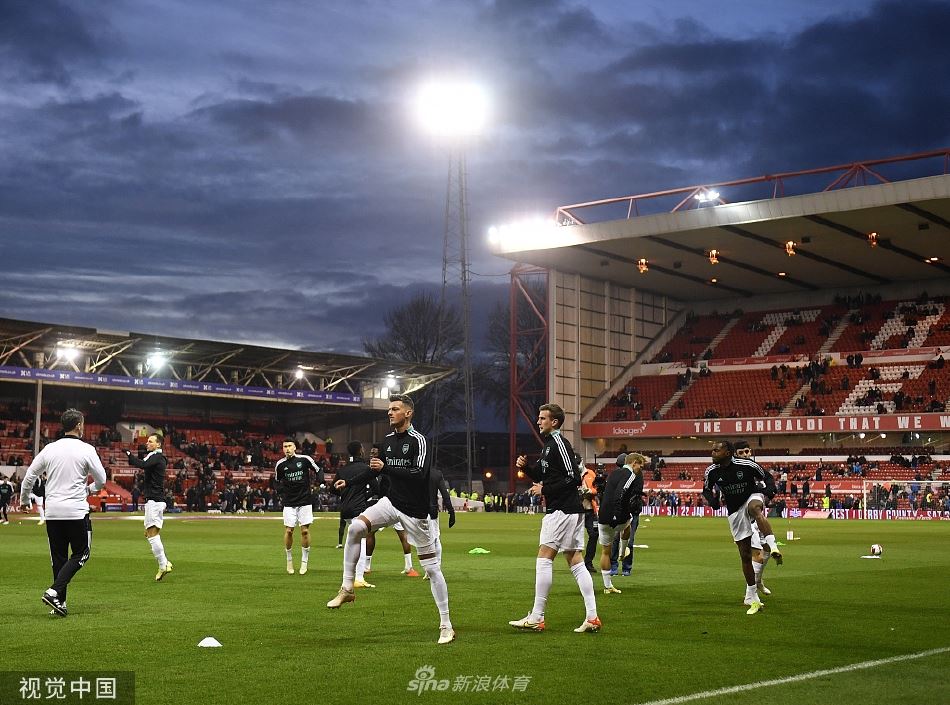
[636,646,950,705]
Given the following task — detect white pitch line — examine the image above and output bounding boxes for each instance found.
[636,646,950,705]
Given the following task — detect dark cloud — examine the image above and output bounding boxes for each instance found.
[0,0,945,366]
[481,0,609,44]
[0,1,115,85]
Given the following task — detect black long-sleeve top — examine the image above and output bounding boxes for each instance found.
[523,430,583,514]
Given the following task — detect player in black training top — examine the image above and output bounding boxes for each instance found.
[125,433,173,581]
[702,439,781,614]
[596,452,646,594]
[332,440,379,588]
[275,438,322,575]
[510,402,601,634]
[0,474,13,524]
[326,394,455,645]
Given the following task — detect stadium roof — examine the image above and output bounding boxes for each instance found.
[0,315,450,397]
[491,149,950,302]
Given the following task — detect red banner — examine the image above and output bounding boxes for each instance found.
[641,506,950,520]
[641,479,865,492]
[825,509,950,520]
[582,412,950,439]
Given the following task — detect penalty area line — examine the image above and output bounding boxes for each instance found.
[636,646,950,705]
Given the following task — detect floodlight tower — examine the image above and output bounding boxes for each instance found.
[415,80,489,491]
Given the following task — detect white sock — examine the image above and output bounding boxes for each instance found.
[355,539,367,582]
[530,557,554,621]
[342,522,366,590]
[403,552,413,571]
[38,505,45,520]
[571,562,598,620]
[302,547,310,563]
[753,561,764,582]
[745,583,758,600]
[285,548,293,561]
[364,554,373,571]
[601,569,614,589]
[422,560,451,628]
[764,534,778,553]
[148,536,168,569]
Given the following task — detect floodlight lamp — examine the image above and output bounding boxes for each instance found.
[708,249,719,264]
[867,231,878,247]
[880,433,886,439]
[415,79,489,138]
[146,352,166,370]
[57,345,79,362]
[637,258,649,274]
[484,471,493,479]
[785,241,796,256]
[694,189,719,203]
[294,368,304,380]
[386,375,397,389]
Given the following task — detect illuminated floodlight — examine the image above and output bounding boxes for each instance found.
[146,352,166,370]
[637,258,649,274]
[414,79,489,138]
[785,240,796,256]
[484,470,493,479]
[708,249,719,264]
[694,189,720,203]
[487,217,559,248]
[868,231,878,247]
[386,375,397,389]
[57,345,79,362]
[294,368,304,380]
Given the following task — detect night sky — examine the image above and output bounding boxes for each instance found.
[2,0,948,355]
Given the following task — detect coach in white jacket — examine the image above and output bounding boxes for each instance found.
[20,408,106,616]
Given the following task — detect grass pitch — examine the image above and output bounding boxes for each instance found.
[2,511,948,705]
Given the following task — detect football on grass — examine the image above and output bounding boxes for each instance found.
[870,544,883,556]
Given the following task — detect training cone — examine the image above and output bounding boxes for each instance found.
[198,637,222,648]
